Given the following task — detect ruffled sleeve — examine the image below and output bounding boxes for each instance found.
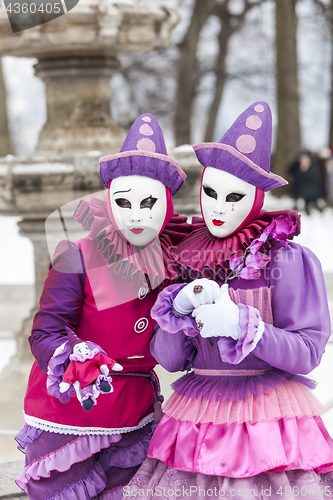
[150,283,198,337]
[29,240,86,373]
[149,284,198,372]
[252,241,331,374]
[217,304,264,364]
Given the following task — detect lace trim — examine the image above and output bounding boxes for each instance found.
[23,412,154,436]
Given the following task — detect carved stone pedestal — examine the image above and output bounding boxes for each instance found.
[35,56,123,155]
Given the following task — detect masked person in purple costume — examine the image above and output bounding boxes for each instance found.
[15,114,190,500]
[124,103,333,500]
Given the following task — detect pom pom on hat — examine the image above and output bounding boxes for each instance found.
[193,102,288,191]
[99,114,186,195]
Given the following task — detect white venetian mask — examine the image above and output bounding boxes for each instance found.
[201,167,256,237]
[109,175,167,246]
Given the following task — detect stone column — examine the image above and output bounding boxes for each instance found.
[16,219,49,362]
[35,56,123,155]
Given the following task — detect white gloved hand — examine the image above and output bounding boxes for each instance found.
[59,381,71,393]
[100,364,109,376]
[173,279,221,316]
[100,363,123,376]
[192,284,241,339]
[111,362,123,371]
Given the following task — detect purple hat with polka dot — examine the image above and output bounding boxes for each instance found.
[193,102,287,191]
[99,113,186,195]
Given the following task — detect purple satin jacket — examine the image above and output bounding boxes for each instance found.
[150,241,331,401]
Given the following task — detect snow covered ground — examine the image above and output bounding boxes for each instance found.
[263,193,333,272]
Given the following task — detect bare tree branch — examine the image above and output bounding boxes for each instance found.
[204,0,266,141]
[174,0,217,146]
[274,0,301,191]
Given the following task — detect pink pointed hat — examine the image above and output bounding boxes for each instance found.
[99,113,186,194]
[193,102,287,191]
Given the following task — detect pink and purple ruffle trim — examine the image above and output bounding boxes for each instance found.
[16,433,121,492]
[148,414,333,477]
[164,379,325,425]
[44,462,107,500]
[16,422,156,496]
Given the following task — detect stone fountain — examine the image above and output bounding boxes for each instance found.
[0,0,202,442]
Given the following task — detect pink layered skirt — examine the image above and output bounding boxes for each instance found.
[124,380,333,499]
[147,414,333,477]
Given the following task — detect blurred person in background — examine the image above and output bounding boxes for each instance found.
[288,150,323,215]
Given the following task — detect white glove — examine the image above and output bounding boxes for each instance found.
[192,284,241,339]
[100,363,123,376]
[173,279,221,316]
[112,362,123,371]
[59,381,71,393]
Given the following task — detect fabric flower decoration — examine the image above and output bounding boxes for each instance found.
[270,216,297,245]
[226,215,297,282]
[249,215,297,254]
[228,250,270,281]
[239,252,270,280]
[229,253,243,271]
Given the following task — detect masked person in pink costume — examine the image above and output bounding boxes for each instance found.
[124,103,333,500]
[15,114,189,500]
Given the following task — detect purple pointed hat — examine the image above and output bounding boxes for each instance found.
[65,326,81,351]
[99,113,186,194]
[193,102,287,191]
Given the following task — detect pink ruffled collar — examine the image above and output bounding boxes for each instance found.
[73,197,183,288]
[174,210,300,280]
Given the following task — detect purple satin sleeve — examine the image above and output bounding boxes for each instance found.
[218,304,262,364]
[29,240,86,373]
[253,242,331,374]
[150,326,196,373]
[151,284,199,337]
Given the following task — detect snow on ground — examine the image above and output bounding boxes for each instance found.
[264,193,333,273]
[0,334,16,374]
[0,215,34,284]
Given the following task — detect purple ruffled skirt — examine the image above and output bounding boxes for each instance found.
[15,422,156,499]
[124,459,333,500]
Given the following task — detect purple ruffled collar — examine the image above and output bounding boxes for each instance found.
[174,210,300,280]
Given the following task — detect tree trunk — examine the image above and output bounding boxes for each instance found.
[0,59,11,157]
[174,0,215,146]
[328,0,333,148]
[274,0,301,192]
[204,14,233,142]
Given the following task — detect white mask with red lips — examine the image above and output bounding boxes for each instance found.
[201,167,256,238]
[109,175,167,246]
